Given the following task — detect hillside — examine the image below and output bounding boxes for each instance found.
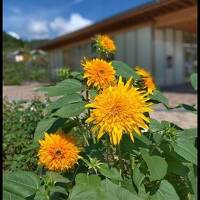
[3,32,24,52]
[3,31,49,52]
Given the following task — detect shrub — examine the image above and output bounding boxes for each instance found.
[57,66,71,81]
[3,57,50,85]
[3,60,29,85]
[3,35,197,200]
[3,98,47,171]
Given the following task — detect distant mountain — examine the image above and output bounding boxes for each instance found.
[3,31,49,52]
[3,31,24,52]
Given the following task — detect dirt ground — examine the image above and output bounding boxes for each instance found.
[3,83,197,129]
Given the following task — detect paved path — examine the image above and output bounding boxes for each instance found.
[3,83,197,129]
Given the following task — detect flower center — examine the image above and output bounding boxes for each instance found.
[99,69,104,74]
[55,150,62,156]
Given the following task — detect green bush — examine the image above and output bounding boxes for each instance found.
[3,61,29,85]
[57,66,71,80]
[3,58,50,85]
[3,98,47,171]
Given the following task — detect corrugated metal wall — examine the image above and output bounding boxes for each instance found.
[154,28,184,86]
[114,26,153,72]
[48,26,187,86]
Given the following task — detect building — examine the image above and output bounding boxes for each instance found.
[38,0,197,87]
[7,50,25,62]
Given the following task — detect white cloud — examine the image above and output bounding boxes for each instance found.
[7,31,20,39]
[27,20,49,39]
[50,13,93,35]
[10,6,21,14]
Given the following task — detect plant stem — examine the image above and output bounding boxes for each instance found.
[117,144,124,178]
[85,87,96,144]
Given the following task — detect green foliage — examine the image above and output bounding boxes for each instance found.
[3,59,50,85]
[140,149,168,181]
[57,66,71,80]
[150,180,179,200]
[3,61,29,85]
[3,31,24,52]
[3,98,46,171]
[3,171,40,200]
[3,35,197,200]
[190,73,197,90]
[112,60,140,80]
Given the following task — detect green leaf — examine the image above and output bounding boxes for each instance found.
[88,89,98,99]
[34,186,48,200]
[50,186,68,196]
[187,164,197,199]
[37,79,82,97]
[47,172,70,184]
[190,73,197,90]
[150,180,179,200]
[181,104,197,114]
[141,149,168,181]
[149,119,163,131]
[121,134,151,155]
[70,71,83,80]
[138,184,150,199]
[48,118,66,133]
[53,102,85,118]
[3,171,40,199]
[166,159,189,176]
[131,164,145,190]
[3,191,24,200]
[100,179,143,200]
[98,163,122,181]
[150,90,169,106]
[112,60,140,80]
[46,93,82,112]
[75,173,101,187]
[173,138,197,165]
[121,179,137,195]
[34,118,58,141]
[176,128,197,144]
[21,142,39,153]
[69,174,102,200]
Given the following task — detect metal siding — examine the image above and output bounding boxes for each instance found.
[136,27,152,72]
[174,30,184,84]
[165,29,175,85]
[114,33,125,60]
[154,29,166,86]
[124,30,136,67]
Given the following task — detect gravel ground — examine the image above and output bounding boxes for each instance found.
[3,83,197,129]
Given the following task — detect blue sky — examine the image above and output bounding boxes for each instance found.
[3,0,151,40]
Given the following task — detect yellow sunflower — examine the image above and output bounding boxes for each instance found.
[135,66,152,78]
[135,66,156,95]
[143,77,156,95]
[85,77,153,145]
[96,35,116,53]
[82,58,116,89]
[38,131,80,171]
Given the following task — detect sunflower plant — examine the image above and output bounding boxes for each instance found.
[3,35,197,200]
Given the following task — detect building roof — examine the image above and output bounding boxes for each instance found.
[38,0,197,50]
[9,50,24,56]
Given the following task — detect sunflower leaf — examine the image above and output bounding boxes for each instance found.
[112,60,140,80]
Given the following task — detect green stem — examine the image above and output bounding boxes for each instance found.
[117,144,124,178]
[150,134,164,155]
[85,87,96,144]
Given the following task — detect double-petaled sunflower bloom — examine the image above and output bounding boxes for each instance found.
[135,66,156,95]
[38,131,80,171]
[82,58,116,89]
[95,35,116,53]
[85,77,153,145]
